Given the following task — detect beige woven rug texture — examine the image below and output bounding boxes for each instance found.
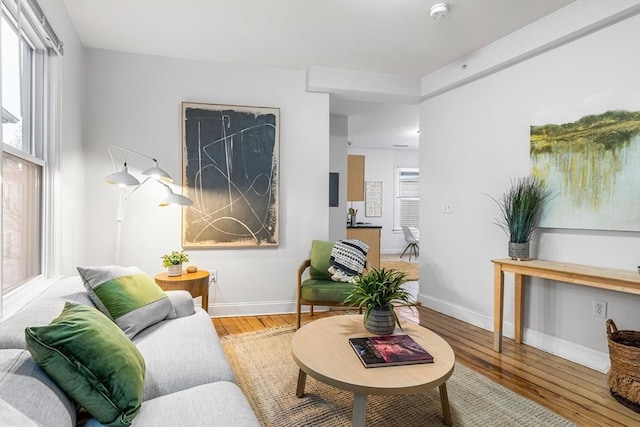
[380,260,419,282]
[221,326,575,427]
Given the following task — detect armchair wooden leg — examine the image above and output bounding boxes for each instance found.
[310,305,314,316]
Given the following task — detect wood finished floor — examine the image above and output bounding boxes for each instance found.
[213,306,640,427]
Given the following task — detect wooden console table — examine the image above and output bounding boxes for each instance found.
[492,258,640,352]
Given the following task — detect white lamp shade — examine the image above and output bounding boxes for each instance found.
[105,166,141,186]
[159,188,193,206]
[142,164,173,182]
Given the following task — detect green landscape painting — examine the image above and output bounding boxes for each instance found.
[531,109,640,231]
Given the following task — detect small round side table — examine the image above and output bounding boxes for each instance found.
[154,270,210,312]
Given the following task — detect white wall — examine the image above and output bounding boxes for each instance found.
[347,148,419,254]
[82,49,330,316]
[329,114,348,242]
[418,8,640,371]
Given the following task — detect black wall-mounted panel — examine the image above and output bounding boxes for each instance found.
[329,173,339,207]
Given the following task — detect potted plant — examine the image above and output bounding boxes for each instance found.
[161,250,189,276]
[344,268,415,335]
[491,176,551,260]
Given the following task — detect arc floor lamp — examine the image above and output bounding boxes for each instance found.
[105,145,192,263]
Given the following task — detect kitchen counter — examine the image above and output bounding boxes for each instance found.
[346,225,381,268]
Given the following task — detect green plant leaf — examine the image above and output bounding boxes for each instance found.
[489,176,552,244]
[343,267,416,330]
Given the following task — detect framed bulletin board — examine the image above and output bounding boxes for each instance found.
[365,181,382,217]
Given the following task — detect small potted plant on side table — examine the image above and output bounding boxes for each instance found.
[161,250,189,277]
[344,268,415,335]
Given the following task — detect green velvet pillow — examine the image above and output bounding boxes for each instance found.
[25,302,145,427]
[309,240,334,280]
[77,265,172,338]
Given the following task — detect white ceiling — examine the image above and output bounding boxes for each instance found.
[63,0,575,149]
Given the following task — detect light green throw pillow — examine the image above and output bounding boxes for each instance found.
[25,302,145,427]
[77,266,172,338]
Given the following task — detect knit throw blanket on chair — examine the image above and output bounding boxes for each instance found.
[328,239,369,283]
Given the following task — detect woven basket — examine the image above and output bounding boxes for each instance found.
[607,319,640,413]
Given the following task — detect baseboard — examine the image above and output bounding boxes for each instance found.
[210,301,329,318]
[417,293,498,334]
[417,292,610,373]
[381,248,406,255]
[523,328,610,373]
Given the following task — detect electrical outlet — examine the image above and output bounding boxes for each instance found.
[592,299,607,318]
[443,202,453,213]
[210,270,217,283]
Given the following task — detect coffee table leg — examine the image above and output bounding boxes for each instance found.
[439,383,452,426]
[296,369,307,398]
[352,394,367,427]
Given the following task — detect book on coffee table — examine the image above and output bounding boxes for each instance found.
[348,334,434,368]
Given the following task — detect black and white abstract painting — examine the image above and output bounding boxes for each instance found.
[182,102,279,247]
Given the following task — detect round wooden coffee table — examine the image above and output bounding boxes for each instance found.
[291,315,455,426]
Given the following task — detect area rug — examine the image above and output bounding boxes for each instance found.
[221,326,575,427]
[380,260,419,282]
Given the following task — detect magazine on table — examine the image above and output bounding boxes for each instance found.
[349,334,434,368]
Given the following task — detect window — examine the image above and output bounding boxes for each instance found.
[2,151,42,292]
[2,11,33,151]
[1,0,62,306]
[394,166,419,230]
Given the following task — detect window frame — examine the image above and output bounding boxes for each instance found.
[393,165,420,232]
[1,8,36,153]
[1,0,62,319]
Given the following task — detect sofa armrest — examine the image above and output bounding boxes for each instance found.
[165,291,196,319]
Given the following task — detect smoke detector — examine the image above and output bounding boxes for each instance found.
[430,2,449,20]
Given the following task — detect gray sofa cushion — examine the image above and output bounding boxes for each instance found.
[86,382,260,427]
[0,301,70,349]
[0,349,76,426]
[164,290,196,319]
[133,310,235,401]
[0,277,93,349]
[0,399,42,426]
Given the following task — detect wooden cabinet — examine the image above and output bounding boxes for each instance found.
[347,226,381,268]
[347,155,365,201]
